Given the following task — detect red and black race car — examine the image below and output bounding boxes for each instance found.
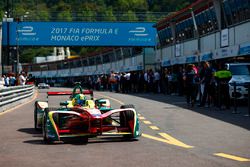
[34,84,141,144]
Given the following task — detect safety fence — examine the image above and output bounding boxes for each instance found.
[0,85,34,111]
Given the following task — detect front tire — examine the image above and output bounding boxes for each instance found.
[34,101,38,130]
[120,104,135,139]
[43,109,52,144]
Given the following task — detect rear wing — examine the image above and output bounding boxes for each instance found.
[47,90,93,100]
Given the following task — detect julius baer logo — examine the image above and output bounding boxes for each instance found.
[17,26,39,42]
[128,27,152,42]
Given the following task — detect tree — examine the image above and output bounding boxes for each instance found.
[120,10,138,21]
[114,0,130,12]
[32,3,50,21]
[81,10,96,22]
[145,11,157,22]
[50,0,72,21]
[57,11,72,21]
[103,7,116,21]
[20,47,53,63]
[130,0,148,12]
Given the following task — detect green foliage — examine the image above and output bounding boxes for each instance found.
[20,47,53,63]
[103,7,116,22]
[120,10,138,21]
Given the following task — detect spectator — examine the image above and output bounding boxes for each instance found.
[124,72,131,93]
[214,63,232,109]
[198,62,213,107]
[138,71,145,93]
[144,70,149,92]
[0,75,5,88]
[10,75,16,86]
[177,66,184,96]
[163,68,169,94]
[183,64,197,107]
[4,75,10,87]
[19,72,26,86]
[148,69,154,93]
[153,70,160,93]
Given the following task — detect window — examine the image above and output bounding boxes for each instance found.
[82,59,88,66]
[103,53,110,63]
[62,61,69,69]
[123,48,132,58]
[69,60,82,68]
[230,65,250,75]
[116,49,123,60]
[75,60,82,67]
[32,65,40,71]
[57,62,63,70]
[96,56,102,65]
[132,47,143,55]
[48,63,57,70]
[89,57,95,65]
[223,0,249,26]
[40,64,48,71]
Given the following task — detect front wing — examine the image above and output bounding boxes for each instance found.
[43,108,140,143]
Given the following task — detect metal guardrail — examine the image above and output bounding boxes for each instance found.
[0,85,34,107]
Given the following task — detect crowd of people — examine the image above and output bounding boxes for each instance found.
[0,72,27,88]
[4,61,232,110]
[86,61,232,110]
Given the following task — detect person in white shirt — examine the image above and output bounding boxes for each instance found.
[19,72,26,86]
[0,75,5,88]
[154,71,161,93]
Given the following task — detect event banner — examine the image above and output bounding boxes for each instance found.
[2,22,156,47]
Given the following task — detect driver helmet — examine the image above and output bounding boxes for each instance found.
[72,94,86,106]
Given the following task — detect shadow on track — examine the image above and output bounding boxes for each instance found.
[18,128,42,137]
[110,92,250,131]
[22,137,138,145]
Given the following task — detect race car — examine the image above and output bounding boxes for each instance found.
[34,85,140,143]
[38,83,50,89]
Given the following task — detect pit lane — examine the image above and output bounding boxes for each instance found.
[0,87,249,167]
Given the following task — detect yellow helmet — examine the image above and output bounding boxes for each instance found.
[72,94,86,106]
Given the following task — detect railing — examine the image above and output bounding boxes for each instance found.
[229,82,250,116]
[0,85,34,108]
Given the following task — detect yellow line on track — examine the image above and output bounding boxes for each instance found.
[0,90,38,116]
[142,133,193,148]
[214,153,250,162]
[149,126,160,130]
[139,116,146,120]
[92,92,250,160]
[159,133,194,148]
[143,121,152,125]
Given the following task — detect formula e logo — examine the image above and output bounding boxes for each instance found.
[129,27,148,37]
[18,26,36,36]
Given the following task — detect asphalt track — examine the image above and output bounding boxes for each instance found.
[0,87,250,167]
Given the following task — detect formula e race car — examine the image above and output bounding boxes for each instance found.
[34,85,140,143]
